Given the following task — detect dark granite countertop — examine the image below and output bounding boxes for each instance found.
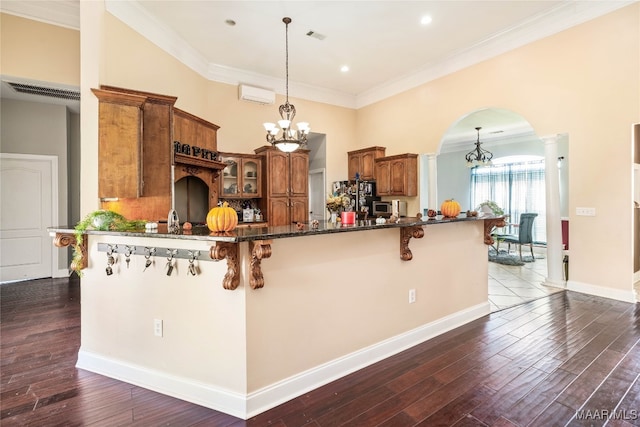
[48,215,501,243]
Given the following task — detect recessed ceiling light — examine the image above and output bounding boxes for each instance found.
[340,65,349,73]
[420,15,432,26]
[225,19,236,26]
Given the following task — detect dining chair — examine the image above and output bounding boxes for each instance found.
[495,213,538,261]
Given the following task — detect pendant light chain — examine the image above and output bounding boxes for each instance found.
[285,17,290,103]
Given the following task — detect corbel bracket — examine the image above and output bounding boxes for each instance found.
[400,226,425,261]
[483,217,507,245]
[210,242,239,290]
[249,240,273,289]
[54,232,87,270]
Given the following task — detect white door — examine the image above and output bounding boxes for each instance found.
[309,168,326,222]
[0,154,57,282]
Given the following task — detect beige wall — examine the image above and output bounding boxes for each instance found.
[0,13,80,85]
[101,13,358,189]
[357,4,639,295]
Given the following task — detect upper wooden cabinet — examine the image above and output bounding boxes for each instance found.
[95,86,177,199]
[219,153,262,198]
[255,146,309,226]
[347,146,386,181]
[93,86,225,221]
[173,108,219,155]
[374,154,418,197]
[92,89,146,199]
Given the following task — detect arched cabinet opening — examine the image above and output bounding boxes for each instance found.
[175,176,210,224]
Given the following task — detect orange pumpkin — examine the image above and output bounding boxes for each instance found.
[440,199,461,218]
[206,202,238,232]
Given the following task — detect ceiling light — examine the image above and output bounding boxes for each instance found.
[465,127,493,168]
[263,17,310,153]
[420,15,432,26]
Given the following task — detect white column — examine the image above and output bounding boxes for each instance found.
[427,154,438,209]
[543,135,564,287]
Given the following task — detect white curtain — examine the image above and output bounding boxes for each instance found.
[470,159,546,243]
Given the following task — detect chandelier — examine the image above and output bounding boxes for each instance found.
[263,17,310,153]
[465,127,493,168]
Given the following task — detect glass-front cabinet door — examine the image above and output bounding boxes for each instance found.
[241,158,261,198]
[219,154,261,198]
[221,157,240,197]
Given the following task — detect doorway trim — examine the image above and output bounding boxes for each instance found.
[309,168,326,222]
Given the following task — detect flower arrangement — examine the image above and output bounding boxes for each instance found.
[476,200,504,216]
[326,193,351,213]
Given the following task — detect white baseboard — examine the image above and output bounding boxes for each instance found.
[76,350,249,418]
[53,268,70,278]
[77,301,490,419]
[544,278,566,289]
[566,280,637,303]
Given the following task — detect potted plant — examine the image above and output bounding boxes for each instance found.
[476,200,504,216]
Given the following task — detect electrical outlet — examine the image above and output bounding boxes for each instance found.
[576,207,596,216]
[409,289,416,304]
[154,319,163,337]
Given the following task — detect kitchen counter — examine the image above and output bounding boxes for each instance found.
[47,215,504,419]
[49,214,504,243]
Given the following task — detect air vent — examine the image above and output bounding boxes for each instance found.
[306,30,326,41]
[7,82,80,101]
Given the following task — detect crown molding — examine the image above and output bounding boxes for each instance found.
[0,0,79,30]
[4,0,635,110]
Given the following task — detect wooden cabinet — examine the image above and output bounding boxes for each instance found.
[255,146,309,226]
[348,146,386,181]
[374,154,418,197]
[93,86,225,221]
[95,86,177,199]
[219,153,262,198]
[173,108,218,154]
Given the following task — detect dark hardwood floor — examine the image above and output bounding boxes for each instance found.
[1,277,638,426]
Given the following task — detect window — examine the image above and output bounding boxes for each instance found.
[471,156,546,243]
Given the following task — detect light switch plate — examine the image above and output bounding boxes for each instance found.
[576,207,596,216]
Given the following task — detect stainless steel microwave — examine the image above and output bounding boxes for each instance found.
[372,201,407,217]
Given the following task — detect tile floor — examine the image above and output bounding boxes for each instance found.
[487,247,564,312]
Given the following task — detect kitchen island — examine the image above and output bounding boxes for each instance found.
[49,215,504,419]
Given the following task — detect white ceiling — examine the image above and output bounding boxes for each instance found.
[0,0,634,146]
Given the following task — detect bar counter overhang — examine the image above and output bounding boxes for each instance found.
[49,215,504,419]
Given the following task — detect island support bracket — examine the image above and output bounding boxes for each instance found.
[53,232,87,270]
[209,240,273,290]
[210,242,239,290]
[400,226,425,261]
[483,217,507,246]
[249,240,273,289]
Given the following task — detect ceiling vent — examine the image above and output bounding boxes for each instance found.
[238,84,275,105]
[306,30,326,41]
[6,82,80,101]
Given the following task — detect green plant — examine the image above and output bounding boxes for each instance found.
[477,200,504,216]
[72,210,146,275]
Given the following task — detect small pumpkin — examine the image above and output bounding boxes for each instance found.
[206,202,238,232]
[440,199,461,218]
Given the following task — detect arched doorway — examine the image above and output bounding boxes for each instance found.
[423,107,567,311]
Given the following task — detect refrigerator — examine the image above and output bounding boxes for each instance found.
[332,180,380,217]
